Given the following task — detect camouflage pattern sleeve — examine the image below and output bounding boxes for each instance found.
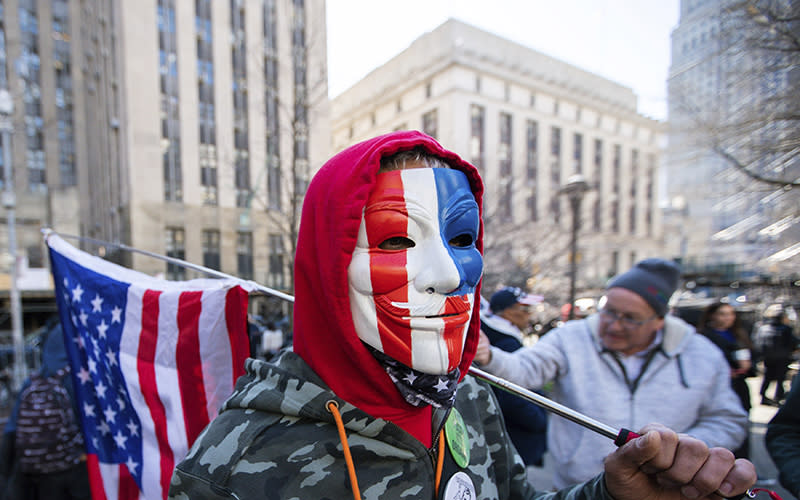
[169,354,615,499]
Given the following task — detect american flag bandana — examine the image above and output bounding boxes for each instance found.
[349,167,482,375]
[46,234,250,500]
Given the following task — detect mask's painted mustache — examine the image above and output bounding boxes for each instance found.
[375,294,472,318]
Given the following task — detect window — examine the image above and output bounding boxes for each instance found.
[550,197,560,224]
[610,251,619,277]
[469,104,484,172]
[550,127,561,156]
[237,231,253,280]
[231,0,250,208]
[629,205,636,234]
[630,149,638,198]
[425,82,432,98]
[526,120,538,181]
[20,0,45,193]
[646,154,655,236]
[202,229,221,271]
[498,112,513,221]
[498,112,512,177]
[26,244,44,268]
[550,126,561,189]
[264,0,280,210]
[197,0,217,205]
[268,234,285,288]
[593,199,601,232]
[291,0,309,177]
[159,0,182,201]
[611,200,619,233]
[593,139,603,178]
[499,183,512,221]
[573,133,582,174]
[53,0,75,187]
[612,144,621,195]
[528,194,538,222]
[165,227,186,280]
[422,109,437,139]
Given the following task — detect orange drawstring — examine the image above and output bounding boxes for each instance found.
[327,401,362,500]
[434,431,445,492]
[326,400,447,500]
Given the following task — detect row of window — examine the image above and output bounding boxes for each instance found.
[468,104,655,235]
[164,227,285,287]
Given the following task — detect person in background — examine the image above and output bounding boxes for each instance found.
[169,132,755,500]
[697,301,754,458]
[754,304,799,406]
[474,258,748,489]
[0,321,91,500]
[259,321,283,360]
[765,372,800,498]
[480,287,548,468]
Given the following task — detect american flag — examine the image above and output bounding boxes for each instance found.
[47,234,251,500]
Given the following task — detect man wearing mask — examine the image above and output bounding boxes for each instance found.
[170,132,754,499]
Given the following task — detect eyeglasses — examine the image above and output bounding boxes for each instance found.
[599,307,657,330]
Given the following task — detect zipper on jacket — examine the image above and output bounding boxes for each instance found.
[607,346,663,395]
[429,406,451,457]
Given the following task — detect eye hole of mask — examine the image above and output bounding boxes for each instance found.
[378,236,416,250]
[449,234,474,248]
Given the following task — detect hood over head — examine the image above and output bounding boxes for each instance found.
[293,131,484,446]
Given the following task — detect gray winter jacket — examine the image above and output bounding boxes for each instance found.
[169,352,616,500]
[483,314,748,488]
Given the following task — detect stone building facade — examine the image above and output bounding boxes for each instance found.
[332,19,664,298]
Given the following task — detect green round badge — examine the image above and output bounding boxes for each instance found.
[444,408,470,468]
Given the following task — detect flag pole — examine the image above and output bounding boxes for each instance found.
[40,228,631,441]
[42,228,295,303]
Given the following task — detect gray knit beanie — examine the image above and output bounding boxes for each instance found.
[606,258,680,317]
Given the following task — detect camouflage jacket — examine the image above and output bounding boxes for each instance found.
[169,351,612,500]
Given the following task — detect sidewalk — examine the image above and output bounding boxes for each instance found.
[525,375,796,499]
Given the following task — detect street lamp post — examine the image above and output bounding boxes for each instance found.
[560,174,590,320]
[0,89,26,390]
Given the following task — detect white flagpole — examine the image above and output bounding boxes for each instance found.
[42,228,295,303]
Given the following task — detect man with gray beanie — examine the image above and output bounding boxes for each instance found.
[474,258,747,489]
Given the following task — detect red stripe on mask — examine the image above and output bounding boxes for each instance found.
[366,172,413,367]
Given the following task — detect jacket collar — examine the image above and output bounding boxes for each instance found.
[480,313,523,342]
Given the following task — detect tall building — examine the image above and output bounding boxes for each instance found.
[0,0,329,332]
[332,19,664,300]
[665,0,799,279]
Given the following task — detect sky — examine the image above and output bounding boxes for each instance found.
[326,0,681,121]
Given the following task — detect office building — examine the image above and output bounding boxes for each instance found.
[665,0,799,279]
[0,0,329,332]
[332,19,664,299]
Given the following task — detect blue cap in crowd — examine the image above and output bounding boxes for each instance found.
[490,287,541,314]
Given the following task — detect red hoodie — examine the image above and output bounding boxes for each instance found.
[293,131,484,447]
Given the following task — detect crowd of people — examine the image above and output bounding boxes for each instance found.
[170,131,757,499]
[4,131,799,499]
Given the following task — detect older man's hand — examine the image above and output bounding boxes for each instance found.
[474,330,492,366]
[604,424,756,500]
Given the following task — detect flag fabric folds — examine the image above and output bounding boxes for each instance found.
[46,234,251,500]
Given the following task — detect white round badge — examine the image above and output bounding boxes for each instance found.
[443,471,476,500]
